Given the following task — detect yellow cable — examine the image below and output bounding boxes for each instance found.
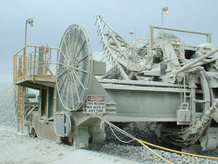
[138,140,174,164]
[103,119,174,163]
[102,117,218,161]
[141,140,218,160]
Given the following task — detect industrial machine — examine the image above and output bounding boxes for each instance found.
[14,15,218,151]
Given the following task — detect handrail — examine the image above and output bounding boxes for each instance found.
[26,45,59,49]
[13,45,59,84]
[149,25,212,50]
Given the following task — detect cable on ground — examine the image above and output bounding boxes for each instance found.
[100,117,218,163]
[103,119,174,164]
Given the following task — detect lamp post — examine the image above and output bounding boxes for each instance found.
[129,31,134,42]
[161,7,169,40]
[25,18,34,48]
[24,18,34,76]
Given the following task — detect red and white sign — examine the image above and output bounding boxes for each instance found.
[88,97,105,101]
[86,96,105,113]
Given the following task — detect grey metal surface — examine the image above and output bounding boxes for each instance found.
[93,61,106,76]
[55,113,71,137]
[55,113,65,136]
[105,87,181,119]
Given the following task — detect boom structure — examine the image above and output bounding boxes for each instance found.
[96,16,218,151]
[12,15,218,152]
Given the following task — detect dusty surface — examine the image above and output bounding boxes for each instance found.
[0,125,139,164]
[0,84,217,163]
[0,86,139,164]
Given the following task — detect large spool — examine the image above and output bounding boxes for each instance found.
[56,24,92,111]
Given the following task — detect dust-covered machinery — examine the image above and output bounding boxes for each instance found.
[96,16,218,151]
[14,15,218,152]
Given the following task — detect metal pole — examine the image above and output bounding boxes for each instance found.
[161,10,164,40]
[161,7,168,41]
[25,21,28,48]
[24,20,28,77]
[172,48,218,75]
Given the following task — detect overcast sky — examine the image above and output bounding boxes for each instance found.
[0,0,218,91]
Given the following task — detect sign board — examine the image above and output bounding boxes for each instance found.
[86,96,105,113]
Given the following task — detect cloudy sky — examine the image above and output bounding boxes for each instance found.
[0,0,218,91]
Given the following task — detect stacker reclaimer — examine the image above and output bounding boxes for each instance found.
[14,15,218,152]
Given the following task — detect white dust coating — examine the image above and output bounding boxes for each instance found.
[93,33,184,76]
[0,67,217,163]
[0,129,139,164]
[0,86,139,163]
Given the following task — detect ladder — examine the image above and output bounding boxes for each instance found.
[17,85,26,133]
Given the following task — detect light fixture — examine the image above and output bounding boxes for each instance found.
[129,31,134,42]
[162,7,169,15]
[26,18,34,27]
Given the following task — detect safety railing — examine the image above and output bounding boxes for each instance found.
[13,45,59,84]
[148,26,211,52]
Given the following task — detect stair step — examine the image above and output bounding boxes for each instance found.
[194,99,207,103]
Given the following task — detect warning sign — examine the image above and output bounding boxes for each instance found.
[86,96,105,113]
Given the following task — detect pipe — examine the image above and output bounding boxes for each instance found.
[172,48,218,75]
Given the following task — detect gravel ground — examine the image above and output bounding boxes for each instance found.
[99,143,218,164]
[96,124,218,164]
[0,86,218,164]
[0,85,17,128]
[0,126,138,164]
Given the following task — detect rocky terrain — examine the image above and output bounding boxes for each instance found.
[0,86,217,164]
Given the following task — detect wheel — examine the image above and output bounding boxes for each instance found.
[56,24,93,111]
[29,126,37,137]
